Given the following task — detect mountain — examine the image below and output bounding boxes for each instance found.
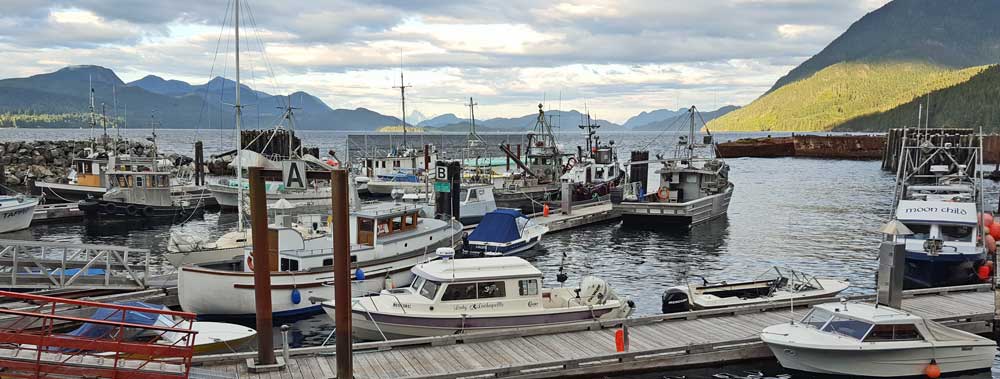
[623,108,686,128]
[632,105,739,131]
[710,0,1000,132]
[0,65,403,130]
[768,0,1000,93]
[419,113,462,127]
[435,110,621,131]
[835,64,1000,131]
[407,110,427,124]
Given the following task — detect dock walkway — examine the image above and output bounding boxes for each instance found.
[194,284,994,378]
[531,201,619,233]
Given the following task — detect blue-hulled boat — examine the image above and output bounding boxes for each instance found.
[466,209,548,256]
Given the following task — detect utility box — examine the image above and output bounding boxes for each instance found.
[876,240,905,308]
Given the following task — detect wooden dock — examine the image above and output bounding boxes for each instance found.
[31,202,84,224]
[531,201,619,233]
[192,284,995,378]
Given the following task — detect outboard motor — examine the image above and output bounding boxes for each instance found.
[661,287,691,314]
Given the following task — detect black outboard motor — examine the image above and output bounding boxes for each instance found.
[661,287,691,314]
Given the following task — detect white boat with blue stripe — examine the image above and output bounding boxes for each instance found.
[465,209,548,256]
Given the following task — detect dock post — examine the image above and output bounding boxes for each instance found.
[516,144,521,161]
[424,144,430,171]
[194,141,204,186]
[248,167,277,368]
[561,182,572,215]
[0,162,5,195]
[506,144,511,172]
[330,169,353,379]
[876,238,905,308]
[449,161,461,222]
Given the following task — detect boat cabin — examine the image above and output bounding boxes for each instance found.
[103,171,174,207]
[362,148,437,178]
[895,200,978,254]
[69,158,108,187]
[354,204,422,246]
[798,302,932,343]
[653,158,729,203]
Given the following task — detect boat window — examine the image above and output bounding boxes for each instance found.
[393,160,400,168]
[821,316,872,340]
[864,324,924,342]
[419,280,440,300]
[518,279,538,296]
[801,308,834,329]
[280,258,299,272]
[904,223,930,239]
[442,283,478,301]
[135,176,144,188]
[412,276,426,291]
[940,225,973,242]
[478,281,505,299]
[377,219,391,236]
[595,168,604,180]
[468,189,478,201]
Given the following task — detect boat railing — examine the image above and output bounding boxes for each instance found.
[351,298,390,341]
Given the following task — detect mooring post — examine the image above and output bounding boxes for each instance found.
[330,169,353,379]
[0,161,5,195]
[561,182,572,215]
[506,144,511,172]
[516,144,521,161]
[249,167,276,366]
[424,144,430,171]
[194,141,204,186]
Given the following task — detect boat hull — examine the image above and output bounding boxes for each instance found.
[0,198,38,234]
[466,235,542,257]
[903,251,984,289]
[165,246,245,268]
[209,184,331,209]
[330,302,626,341]
[78,199,203,222]
[366,181,430,196]
[765,341,994,377]
[617,183,733,228]
[32,182,105,203]
[493,187,559,214]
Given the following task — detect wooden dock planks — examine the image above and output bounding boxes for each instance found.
[196,285,995,379]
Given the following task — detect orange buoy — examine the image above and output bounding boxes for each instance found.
[987,234,997,253]
[990,223,1000,239]
[543,204,550,217]
[925,359,941,378]
[657,187,670,201]
[246,255,254,271]
[978,265,991,281]
[614,329,625,352]
[983,213,995,226]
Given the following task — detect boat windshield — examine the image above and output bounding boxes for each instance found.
[419,280,440,300]
[903,223,930,239]
[801,308,834,329]
[940,225,973,242]
[755,267,823,291]
[821,315,872,340]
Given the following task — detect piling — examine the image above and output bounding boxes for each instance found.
[330,169,353,379]
[194,141,204,186]
[0,162,5,195]
[248,167,276,367]
[516,144,521,161]
[423,144,430,170]
[506,144,511,171]
[629,151,649,189]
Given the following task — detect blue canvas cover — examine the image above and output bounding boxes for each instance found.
[66,301,168,339]
[468,209,525,243]
[376,172,419,183]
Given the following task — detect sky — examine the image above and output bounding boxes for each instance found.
[0,0,891,124]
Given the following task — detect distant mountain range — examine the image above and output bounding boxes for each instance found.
[710,0,1000,132]
[0,65,738,132]
[632,106,739,131]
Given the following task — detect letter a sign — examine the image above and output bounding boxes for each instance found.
[282,160,306,189]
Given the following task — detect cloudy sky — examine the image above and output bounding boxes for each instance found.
[0,0,890,123]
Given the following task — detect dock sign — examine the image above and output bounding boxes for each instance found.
[434,182,451,193]
[282,160,306,189]
[435,164,448,180]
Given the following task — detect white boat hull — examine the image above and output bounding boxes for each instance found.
[367,181,430,196]
[166,246,244,268]
[765,342,995,377]
[209,184,331,209]
[617,183,734,227]
[0,198,37,234]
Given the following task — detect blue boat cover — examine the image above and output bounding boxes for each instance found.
[66,301,168,339]
[468,209,526,243]
[376,172,419,183]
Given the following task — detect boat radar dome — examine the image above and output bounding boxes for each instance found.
[436,247,456,260]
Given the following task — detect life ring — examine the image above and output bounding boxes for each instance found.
[142,206,155,217]
[125,205,139,216]
[101,202,115,214]
[246,255,254,271]
[657,187,670,201]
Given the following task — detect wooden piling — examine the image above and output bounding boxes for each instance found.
[506,144,511,171]
[330,169,352,379]
[194,141,204,186]
[248,167,276,366]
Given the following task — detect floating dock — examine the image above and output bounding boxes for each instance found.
[191,284,993,378]
[530,200,619,233]
[31,202,84,224]
[717,135,884,160]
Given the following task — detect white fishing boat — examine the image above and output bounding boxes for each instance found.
[661,267,848,313]
[761,300,996,377]
[465,209,547,256]
[366,170,431,196]
[178,203,463,317]
[0,195,38,234]
[324,254,634,340]
[458,183,497,226]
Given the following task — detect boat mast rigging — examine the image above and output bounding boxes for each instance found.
[393,54,411,151]
[234,0,244,230]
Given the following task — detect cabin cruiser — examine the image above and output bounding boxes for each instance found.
[761,301,996,377]
[78,157,204,222]
[661,267,848,313]
[494,104,565,213]
[465,209,548,256]
[616,106,733,227]
[0,195,38,233]
[178,203,463,317]
[889,131,988,289]
[324,254,634,340]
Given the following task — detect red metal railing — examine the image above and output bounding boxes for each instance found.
[0,290,197,379]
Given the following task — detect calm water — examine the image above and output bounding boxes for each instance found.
[2,128,999,378]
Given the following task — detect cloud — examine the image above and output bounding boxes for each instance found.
[0,0,891,122]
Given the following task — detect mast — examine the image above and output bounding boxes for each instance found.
[393,55,411,149]
[235,0,244,230]
[101,103,108,151]
[467,97,480,144]
[688,105,696,158]
[89,76,96,149]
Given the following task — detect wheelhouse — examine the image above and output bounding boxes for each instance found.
[798,304,926,343]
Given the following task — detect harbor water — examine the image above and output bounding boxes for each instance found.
[2,128,1000,378]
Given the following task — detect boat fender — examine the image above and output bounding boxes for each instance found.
[385,276,394,289]
[246,255,254,271]
[626,299,635,308]
[925,359,940,378]
[291,288,301,305]
[978,264,992,281]
[556,272,568,284]
[142,206,155,217]
[125,205,139,216]
[102,202,115,214]
[661,288,690,314]
[656,186,669,201]
[355,268,365,281]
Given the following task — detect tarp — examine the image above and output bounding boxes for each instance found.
[895,200,977,225]
[468,209,525,243]
[65,301,169,339]
[376,173,419,183]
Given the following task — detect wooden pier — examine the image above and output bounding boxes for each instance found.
[191,284,995,379]
[531,201,619,234]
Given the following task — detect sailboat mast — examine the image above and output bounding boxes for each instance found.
[235,0,244,230]
[393,55,411,150]
[688,106,695,158]
[89,76,96,148]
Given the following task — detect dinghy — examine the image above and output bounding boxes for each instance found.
[661,267,848,313]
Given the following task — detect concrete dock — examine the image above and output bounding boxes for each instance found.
[192,284,994,378]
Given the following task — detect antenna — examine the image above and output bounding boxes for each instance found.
[393,51,412,149]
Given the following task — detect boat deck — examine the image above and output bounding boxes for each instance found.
[192,284,995,378]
